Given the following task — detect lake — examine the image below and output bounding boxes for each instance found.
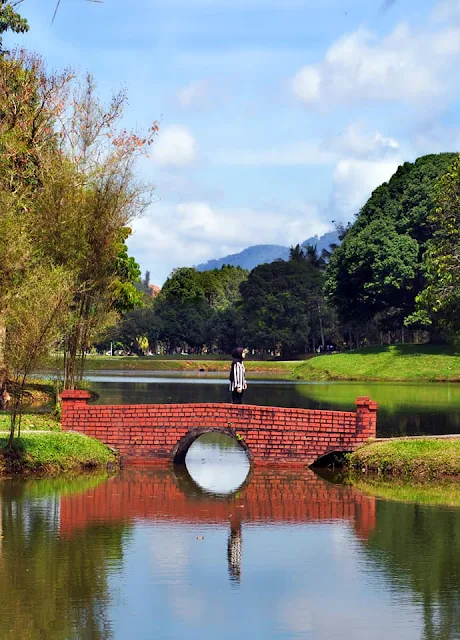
[1,371,459,638]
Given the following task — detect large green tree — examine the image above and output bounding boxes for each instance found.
[153,266,248,353]
[325,153,457,338]
[239,251,324,356]
[415,156,460,336]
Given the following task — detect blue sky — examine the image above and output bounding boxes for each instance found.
[6,0,460,283]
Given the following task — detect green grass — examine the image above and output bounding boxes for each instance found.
[42,344,460,382]
[0,412,61,431]
[348,438,460,479]
[292,344,460,382]
[44,355,298,374]
[350,476,460,507]
[0,432,117,476]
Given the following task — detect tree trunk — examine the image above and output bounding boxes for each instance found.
[0,312,6,371]
[317,301,325,348]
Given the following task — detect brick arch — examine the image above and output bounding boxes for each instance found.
[171,427,253,465]
[61,393,377,466]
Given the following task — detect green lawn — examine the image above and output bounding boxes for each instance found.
[0,431,117,476]
[348,437,460,478]
[45,354,298,374]
[0,412,61,431]
[292,344,460,382]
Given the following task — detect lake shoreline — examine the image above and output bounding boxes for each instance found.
[40,344,460,382]
[347,438,460,479]
[0,430,118,478]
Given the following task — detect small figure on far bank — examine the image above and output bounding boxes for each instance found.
[0,387,10,410]
[229,347,247,404]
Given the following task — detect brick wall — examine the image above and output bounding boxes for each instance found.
[61,391,377,466]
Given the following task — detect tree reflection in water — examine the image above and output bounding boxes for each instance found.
[0,477,131,640]
[364,500,460,640]
[0,466,459,639]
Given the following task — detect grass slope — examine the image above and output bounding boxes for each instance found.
[45,355,296,374]
[0,431,117,476]
[0,413,61,431]
[348,438,460,479]
[42,344,460,382]
[292,344,460,382]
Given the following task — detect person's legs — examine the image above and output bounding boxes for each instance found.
[232,390,244,404]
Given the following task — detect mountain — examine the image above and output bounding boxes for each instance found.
[195,230,339,272]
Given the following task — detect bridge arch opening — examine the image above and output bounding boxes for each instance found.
[173,429,251,496]
[310,450,351,470]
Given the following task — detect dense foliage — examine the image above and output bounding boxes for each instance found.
[325,153,457,341]
[0,9,155,443]
[107,153,459,356]
[415,156,460,336]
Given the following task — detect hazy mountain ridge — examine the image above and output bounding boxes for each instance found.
[195,231,339,272]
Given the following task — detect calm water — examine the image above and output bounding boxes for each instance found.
[6,372,458,638]
[0,434,459,640]
[85,371,460,437]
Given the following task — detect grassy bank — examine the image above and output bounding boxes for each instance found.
[0,412,61,431]
[0,431,117,477]
[292,344,460,382]
[348,438,460,479]
[45,355,297,374]
[41,344,460,382]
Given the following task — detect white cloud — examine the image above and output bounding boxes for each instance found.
[128,199,331,283]
[290,21,460,108]
[212,123,400,166]
[330,157,401,220]
[176,81,210,109]
[434,0,460,23]
[211,141,333,166]
[152,125,198,168]
[328,123,400,159]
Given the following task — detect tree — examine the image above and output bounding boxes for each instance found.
[153,266,248,353]
[0,1,28,51]
[325,153,457,340]
[239,257,324,356]
[415,156,460,336]
[28,73,156,387]
[5,265,71,446]
[0,50,74,370]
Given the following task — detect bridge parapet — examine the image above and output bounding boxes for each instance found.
[61,392,377,466]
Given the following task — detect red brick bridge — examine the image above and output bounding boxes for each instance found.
[61,391,377,466]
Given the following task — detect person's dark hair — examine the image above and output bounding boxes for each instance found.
[231,347,244,362]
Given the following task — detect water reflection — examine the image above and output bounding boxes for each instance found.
[185,432,251,495]
[1,461,459,638]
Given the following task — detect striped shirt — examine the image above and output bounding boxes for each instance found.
[229,361,246,392]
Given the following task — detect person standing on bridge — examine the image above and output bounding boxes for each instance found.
[229,347,247,404]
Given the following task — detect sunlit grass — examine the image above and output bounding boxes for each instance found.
[0,432,117,476]
[348,438,460,478]
[292,344,460,382]
[0,413,61,431]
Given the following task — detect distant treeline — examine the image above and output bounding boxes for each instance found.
[99,152,460,357]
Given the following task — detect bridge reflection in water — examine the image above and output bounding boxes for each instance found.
[59,467,376,584]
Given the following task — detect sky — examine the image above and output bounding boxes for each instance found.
[6,0,460,284]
